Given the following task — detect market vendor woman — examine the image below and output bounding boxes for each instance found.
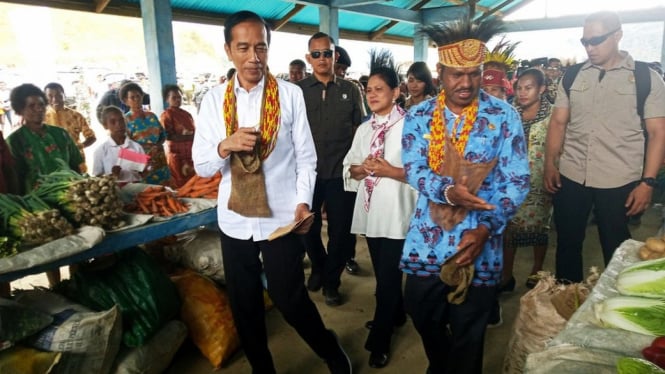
[6,83,83,287]
[6,83,83,194]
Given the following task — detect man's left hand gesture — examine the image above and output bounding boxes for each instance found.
[446,176,495,211]
[454,225,491,267]
[625,183,653,216]
[293,203,313,234]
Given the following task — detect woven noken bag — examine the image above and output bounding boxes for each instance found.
[429,136,497,231]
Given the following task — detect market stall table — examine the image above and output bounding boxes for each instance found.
[0,207,217,283]
[524,239,653,373]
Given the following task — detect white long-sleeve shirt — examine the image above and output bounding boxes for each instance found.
[92,137,145,184]
[343,115,417,239]
[192,75,317,241]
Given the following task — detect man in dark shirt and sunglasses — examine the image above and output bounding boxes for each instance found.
[544,11,665,283]
[297,32,364,306]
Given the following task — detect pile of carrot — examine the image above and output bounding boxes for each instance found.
[126,186,190,217]
[176,172,221,199]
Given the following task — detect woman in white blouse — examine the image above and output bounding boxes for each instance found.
[343,50,418,369]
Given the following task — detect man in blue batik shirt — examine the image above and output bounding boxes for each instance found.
[400,18,530,374]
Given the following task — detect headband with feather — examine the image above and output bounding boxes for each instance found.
[421,16,504,68]
[484,37,519,72]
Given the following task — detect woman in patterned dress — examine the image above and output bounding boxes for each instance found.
[160,84,195,188]
[6,83,84,287]
[120,82,171,185]
[501,68,553,290]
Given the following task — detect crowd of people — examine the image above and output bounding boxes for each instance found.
[0,7,664,374]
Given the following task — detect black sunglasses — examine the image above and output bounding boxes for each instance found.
[310,49,334,59]
[580,28,620,47]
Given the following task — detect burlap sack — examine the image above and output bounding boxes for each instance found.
[502,273,568,374]
[502,272,596,374]
[429,138,497,231]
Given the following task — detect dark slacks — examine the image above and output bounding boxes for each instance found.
[303,177,356,290]
[553,175,633,282]
[220,230,338,374]
[364,237,406,354]
[404,275,495,374]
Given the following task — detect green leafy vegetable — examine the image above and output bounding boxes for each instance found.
[617,257,665,298]
[594,296,665,336]
[617,357,665,374]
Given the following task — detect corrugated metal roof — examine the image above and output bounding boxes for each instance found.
[109,0,534,43]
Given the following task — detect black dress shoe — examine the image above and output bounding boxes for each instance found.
[498,276,516,293]
[323,288,342,306]
[369,352,389,368]
[365,316,407,330]
[307,272,322,292]
[345,259,360,275]
[326,330,352,374]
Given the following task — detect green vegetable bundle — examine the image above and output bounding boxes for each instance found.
[617,357,665,373]
[33,169,126,230]
[0,237,18,258]
[594,296,665,336]
[616,257,665,299]
[0,194,73,246]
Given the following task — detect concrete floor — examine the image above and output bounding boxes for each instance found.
[163,205,663,374]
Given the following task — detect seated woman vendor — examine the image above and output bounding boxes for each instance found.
[93,105,145,186]
[6,83,84,287]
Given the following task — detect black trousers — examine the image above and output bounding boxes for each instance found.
[553,176,633,282]
[220,230,339,374]
[404,275,495,374]
[303,177,356,290]
[364,237,406,354]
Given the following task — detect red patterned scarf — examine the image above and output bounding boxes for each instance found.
[363,104,405,211]
[223,73,281,160]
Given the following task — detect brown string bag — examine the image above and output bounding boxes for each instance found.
[227,148,271,217]
[433,133,497,303]
[429,134,497,231]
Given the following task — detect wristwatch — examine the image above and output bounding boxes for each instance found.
[641,177,658,188]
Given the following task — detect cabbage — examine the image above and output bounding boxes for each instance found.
[616,257,665,298]
[617,357,665,374]
[594,296,665,336]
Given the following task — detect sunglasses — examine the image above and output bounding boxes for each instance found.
[580,28,620,47]
[310,49,334,59]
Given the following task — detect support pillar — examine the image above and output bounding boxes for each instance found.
[140,0,177,115]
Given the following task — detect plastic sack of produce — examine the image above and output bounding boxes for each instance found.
[13,289,122,374]
[0,345,61,374]
[171,269,239,369]
[549,240,655,359]
[524,344,618,373]
[163,228,226,283]
[68,247,181,347]
[0,298,52,344]
[111,320,188,374]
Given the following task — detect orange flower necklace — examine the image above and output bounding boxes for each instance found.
[223,73,281,160]
[428,90,479,173]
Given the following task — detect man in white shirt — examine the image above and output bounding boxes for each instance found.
[192,11,352,374]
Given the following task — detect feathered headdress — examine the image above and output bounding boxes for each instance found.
[484,37,520,72]
[420,16,504,68]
